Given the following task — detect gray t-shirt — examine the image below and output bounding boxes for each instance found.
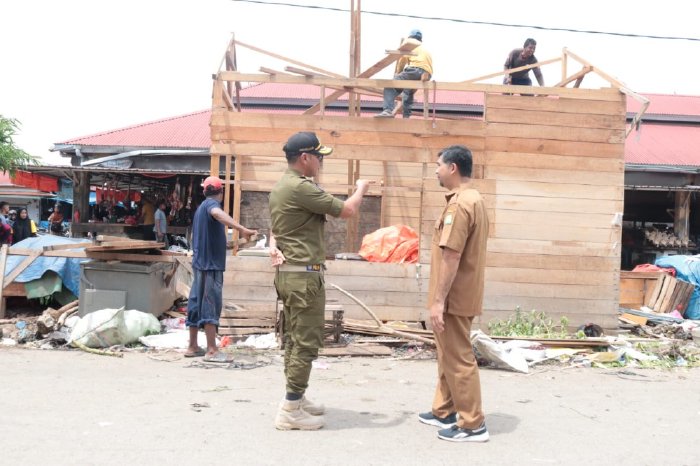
[154,208,167,234]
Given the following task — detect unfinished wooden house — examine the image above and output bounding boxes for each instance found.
[211,36,648,331]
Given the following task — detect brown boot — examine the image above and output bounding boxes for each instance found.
[274,399,325,430]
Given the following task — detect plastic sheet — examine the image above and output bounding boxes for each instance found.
[358,225,419,264]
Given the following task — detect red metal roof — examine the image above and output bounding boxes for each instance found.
[55,84,700,167]
[59,110,212,148]
[625,123,700,167]
[628,93,700,117]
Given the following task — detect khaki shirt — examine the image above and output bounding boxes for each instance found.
[427,183,489,317]
[269,168,344,265]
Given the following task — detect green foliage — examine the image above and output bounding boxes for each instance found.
[487,307,570,338]
[0,115,38,175]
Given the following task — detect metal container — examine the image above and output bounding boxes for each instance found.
[79,261,177,317]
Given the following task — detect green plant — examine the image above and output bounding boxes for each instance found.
[487,307,570,338]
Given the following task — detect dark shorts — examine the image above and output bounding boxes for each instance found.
[186,268,223,328]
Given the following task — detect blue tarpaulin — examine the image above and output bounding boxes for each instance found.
[5,236,91,297]
[655,255,700,320]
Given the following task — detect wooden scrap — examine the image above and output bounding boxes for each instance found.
[84,252,174,262]
[489,336,611,348]
[2,250,41,289]
[319,344,392,357]
[620,313,647,326]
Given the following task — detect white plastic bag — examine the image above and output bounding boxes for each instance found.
[470,330,529,374]
[70,308,160,348]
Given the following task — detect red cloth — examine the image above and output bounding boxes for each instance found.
[632,263,676,277]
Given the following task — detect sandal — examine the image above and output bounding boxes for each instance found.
[203,352,234,363]
[184,348,206,358]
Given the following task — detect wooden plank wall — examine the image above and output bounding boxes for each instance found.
[211,88,626,330]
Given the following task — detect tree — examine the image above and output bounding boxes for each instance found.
[0,115,38,175]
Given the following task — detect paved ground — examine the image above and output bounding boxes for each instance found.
[1,346,699,465]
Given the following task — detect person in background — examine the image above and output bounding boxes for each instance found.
[154,199,169,247]
[140,196,156,240]
[12,208,36,244]
[375,29,433,119]
[0,202,10,225]
[8,210,17,227]
[48,204,64,235]
[0,202,13,245]
[503,38,544,86]
[185,177,257,363]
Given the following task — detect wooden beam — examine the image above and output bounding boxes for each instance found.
[464,57,561,83]
[3,251,42,289]
[303,40,420,115]
[554,66,592,87]
[561,47,568,83]
[219,71,623,98]
[84,252,175,263]
[233,39,345,79]
[9,248,87,259]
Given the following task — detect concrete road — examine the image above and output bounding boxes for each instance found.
[1,347,698,465]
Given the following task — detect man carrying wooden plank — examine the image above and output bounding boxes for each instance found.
[420,145,490,443]
[269,132,371,430]
[374,29,433,119]
[185,177,257,362]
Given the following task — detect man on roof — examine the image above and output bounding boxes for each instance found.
[503,38,544,87]
[375,29,433,119]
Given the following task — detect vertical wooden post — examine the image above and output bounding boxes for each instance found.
[380,162,388,227]
[224,154,232,214]
[320,85,326,116]
[210,154,220,177]
[675,191,690,246]
[232,155,243,254]
[561,47,568,84]
[73,171,90,237]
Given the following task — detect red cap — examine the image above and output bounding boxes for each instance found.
[202,176,223,193]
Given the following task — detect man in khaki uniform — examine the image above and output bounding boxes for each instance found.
[269,131,371,430]
[419,144,490,443]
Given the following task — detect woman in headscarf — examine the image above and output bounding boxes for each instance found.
[12,208,37,244]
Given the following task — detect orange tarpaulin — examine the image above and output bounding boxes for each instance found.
[10,170,58,192]
[358,224,419,264]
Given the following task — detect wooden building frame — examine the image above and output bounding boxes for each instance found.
[211,36,648,329]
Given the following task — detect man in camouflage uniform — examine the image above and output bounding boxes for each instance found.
[269,131,371,430]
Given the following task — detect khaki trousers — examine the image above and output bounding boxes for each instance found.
[432,313,485,429]
[274,270,325,395]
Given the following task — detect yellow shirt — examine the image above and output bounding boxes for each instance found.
[141,202,155,225]
[395,38,433,76]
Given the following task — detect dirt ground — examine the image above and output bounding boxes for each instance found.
[1,347,699,466]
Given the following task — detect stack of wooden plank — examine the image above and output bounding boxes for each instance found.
[83,236,169,262]
[645,273,695,315]
[219,302,276,336]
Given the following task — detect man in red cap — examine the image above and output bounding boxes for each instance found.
[269,131,372,430]
[185,176,257,362]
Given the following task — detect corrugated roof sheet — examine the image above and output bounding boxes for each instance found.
[60,110,212,148]
[628,93,700,117]
[625,123,700,167]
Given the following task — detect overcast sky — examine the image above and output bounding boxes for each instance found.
[3,0,698,164]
